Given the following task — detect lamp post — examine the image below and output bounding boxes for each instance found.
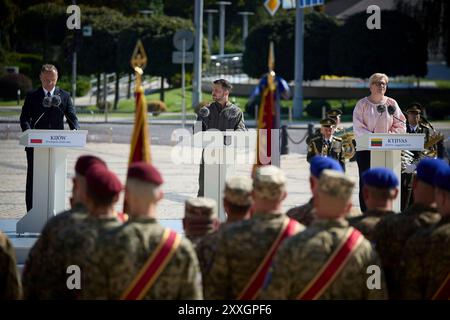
[237,11,254,49]
[204,9,218,53]
[192,0,204,107]
[216,1,231,56]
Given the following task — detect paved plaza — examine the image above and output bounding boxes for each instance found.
[0,138,362,224]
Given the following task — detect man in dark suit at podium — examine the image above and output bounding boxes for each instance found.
[19,64,80,212]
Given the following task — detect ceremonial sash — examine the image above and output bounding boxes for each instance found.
[297,227,363,300]
[120,229,181,300]
[432,272,450,300]
[116,212,129,222]
[237,218,298,300]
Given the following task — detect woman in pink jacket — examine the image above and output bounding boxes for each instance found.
[353,73,406,212]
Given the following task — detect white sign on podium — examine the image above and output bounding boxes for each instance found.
[18,129,88,234]
[356,133,425,212]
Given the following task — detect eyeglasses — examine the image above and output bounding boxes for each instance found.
[373,81,387,87]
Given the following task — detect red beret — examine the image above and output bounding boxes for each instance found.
[127,162,164,186]
[75,155,107,176]
[85,164,123,198]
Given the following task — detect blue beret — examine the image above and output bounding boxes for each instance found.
[434,165,450,191]
[310,156,343,178]
[416,158,448,186]
[362,167,398,188]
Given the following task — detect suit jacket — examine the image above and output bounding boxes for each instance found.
[20,87,80,131]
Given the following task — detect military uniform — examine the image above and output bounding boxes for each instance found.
[196,101,246,196]
[82,217,202,300]
[374,204,440,299]
[307,119,345,171]
[400,165,450,299]
[196,176,253,285]
[184,197,218,248]
[261,170,388,300]
[286,198,315,226]
[204,166,304,299]
[348,209,395,242]
[22,204,88,299]
[0,231,21,299]
[260,219,387,299]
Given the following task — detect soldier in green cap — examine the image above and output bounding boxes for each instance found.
[307,118,345,171]
[183,197,219,248]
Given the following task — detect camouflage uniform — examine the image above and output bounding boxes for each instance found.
[261,219,387,299]
[0,231,21,299]
[401,215,450,299]
[286,198,315,226]
[373,203,441,298]
[22,203,88,299]
[205,166,304,299]
[196,176,252,286]
[83,217,202,300]
[348,209,395,242]
[184,197,218,248]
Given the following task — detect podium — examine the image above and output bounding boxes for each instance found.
[18,129,88,234]
[355,133,424,212]
[173,129,256,221]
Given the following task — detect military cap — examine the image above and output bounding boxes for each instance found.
[417,158,448,186]
[326,109,343,118]
[434,165,450,192]
[75,155,107,176]
[253,165,286,200]
[224,176,253,206]
[320,118,336,127]
[406,103,422,114]
[318,169,355,200]
[127,162,164,186]
[310,156,343,178]
[85,164,123,198]
[185,197,218,219]
[362,167,399,188]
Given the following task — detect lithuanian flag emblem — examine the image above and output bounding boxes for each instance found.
[371,138,383,147]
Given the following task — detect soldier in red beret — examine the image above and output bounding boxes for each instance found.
[22,154,107,299]
[82,161,203,299]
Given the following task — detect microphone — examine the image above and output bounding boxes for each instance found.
[197,106,210,131]
[34,96,53,128]
[386,104,407,125]
[51,94,78,130]
[376,105,386,114]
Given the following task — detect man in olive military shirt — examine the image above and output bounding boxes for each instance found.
[348,167,398,242]
[205,166,304,300]
[262,170,387,300]
[196,79,246,196]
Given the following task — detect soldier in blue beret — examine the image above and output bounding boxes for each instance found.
[375,158,447,299]
[287,156,344,226]
[348,167,398,242]
[402,164,450,299]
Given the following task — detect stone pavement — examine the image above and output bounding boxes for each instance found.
[0,139,362,223]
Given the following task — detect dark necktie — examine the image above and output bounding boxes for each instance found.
[47,92,51,98]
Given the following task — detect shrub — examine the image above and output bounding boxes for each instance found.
[0,73,32,100]
[96,100,112,111]
[168,72,192,88]
[426,101,449,120]
[147,100,167,116]
[58,77,91,97]
[305,99,331,118]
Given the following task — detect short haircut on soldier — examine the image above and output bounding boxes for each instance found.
[365,185,397,201]
[224,198,251,215]
[126,177,160,202]
[213,79,232,91]
[41,64,58,74]
[86,185,116,207]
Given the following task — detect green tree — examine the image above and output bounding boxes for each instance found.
[0,0,19,50]
[242,10,339,81]
[329,10,428,78]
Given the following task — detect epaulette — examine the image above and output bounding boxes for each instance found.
[333,136,342,141]
[419,121,431,129]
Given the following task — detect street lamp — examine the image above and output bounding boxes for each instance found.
[237,11,254,49]
[216,1,231,56]
[204,9,218,53]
